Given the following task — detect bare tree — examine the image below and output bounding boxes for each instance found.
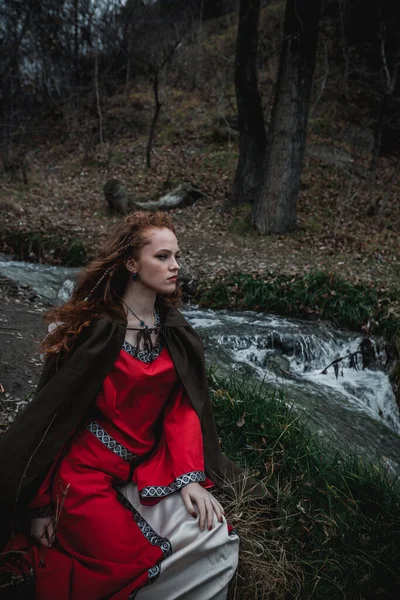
[252,0,322,234]
[370,24,399,175]
[145,41,182,170]
[127,1,187,169]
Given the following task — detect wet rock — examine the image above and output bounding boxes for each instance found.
[389,363,400,410]
[0,276,19,296]
[339,125,375,154]
[263,353,291,375]
[360,338,376,370]
[26,289,39,302]
[306,143,353,167]
[103,179,130,215]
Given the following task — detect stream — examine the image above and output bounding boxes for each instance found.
[1,257,400,472]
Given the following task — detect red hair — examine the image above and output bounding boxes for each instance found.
[40,211,182,356]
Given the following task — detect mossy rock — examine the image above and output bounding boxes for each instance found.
[1,231,64,260]
[389,362,400,410]
[1,230,88,266]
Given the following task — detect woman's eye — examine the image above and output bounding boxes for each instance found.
[157,254,168,260]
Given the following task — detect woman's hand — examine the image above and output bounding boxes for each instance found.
[181,483,225,531]
[30,516,56,547]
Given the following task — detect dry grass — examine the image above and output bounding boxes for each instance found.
[214,474,300,600]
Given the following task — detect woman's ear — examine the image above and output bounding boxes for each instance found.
[124,258,137,273]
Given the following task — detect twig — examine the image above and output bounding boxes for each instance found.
[0,331,31,341]
[94,51,104,145]
[0,398,25,403]
[310,41,329,117]
[320,351,361,375]
[53,483,70,534]
[145,34,184,169]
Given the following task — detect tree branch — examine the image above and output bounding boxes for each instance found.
[320,351,361,375]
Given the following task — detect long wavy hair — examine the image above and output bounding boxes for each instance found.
[40,211,182,356]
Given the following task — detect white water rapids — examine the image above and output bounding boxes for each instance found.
[1,258,400,472]
[182,307,400,471]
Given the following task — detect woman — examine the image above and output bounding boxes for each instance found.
[0,212,263,599]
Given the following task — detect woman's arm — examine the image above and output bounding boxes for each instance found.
[163,388,225,528]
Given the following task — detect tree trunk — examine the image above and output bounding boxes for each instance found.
[73,0,80,85]
[191,0,204,90]
[231,0,266,206]
[146,74,162,169]
[126,27,133,87]
[94,52,104,145]
[370,92,389,176]
[143,36,182,169]
[252,0,322,234]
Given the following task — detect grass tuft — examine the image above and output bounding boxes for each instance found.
[197,271,400,339]
[212,372,400,599]
[0,231,87,266]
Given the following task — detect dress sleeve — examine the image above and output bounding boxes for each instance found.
[28,469,54,518]
[134,385,214,506]
[27,450,63,518]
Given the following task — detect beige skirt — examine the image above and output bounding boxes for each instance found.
[118,482,239,600]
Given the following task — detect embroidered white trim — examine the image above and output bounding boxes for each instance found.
[148,564,161,583]
[128,565,160,600]
[139,471,206,499]
[117,491,172,558]
[122,340,164,363]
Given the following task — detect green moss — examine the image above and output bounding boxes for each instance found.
[201,147,238,173]
[197,271,400,338]
[1,231,61,260]
[227,205,254,236]
[0,230,87,266]
[64,238,87,267]
[199,281,230,309]
[390,362,400,386]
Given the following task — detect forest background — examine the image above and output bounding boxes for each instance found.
[1,1,400,599]
[1,0,399,290]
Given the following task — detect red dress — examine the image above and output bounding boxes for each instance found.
[5,342,211,599]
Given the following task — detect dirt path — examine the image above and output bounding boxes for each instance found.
[0,278,47,435]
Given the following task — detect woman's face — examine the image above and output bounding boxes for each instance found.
[128,227,180,294]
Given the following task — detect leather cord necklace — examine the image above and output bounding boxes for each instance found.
[121,299,161,354]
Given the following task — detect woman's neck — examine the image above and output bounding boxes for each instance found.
[121,281,157,324]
